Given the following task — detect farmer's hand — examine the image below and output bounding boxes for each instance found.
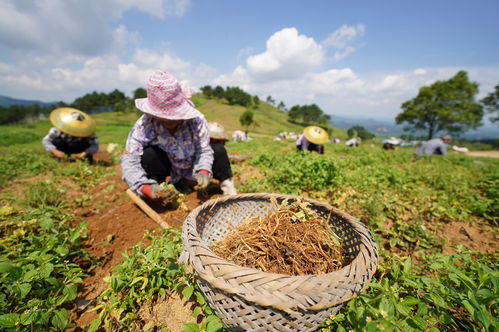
[195,170,210,189]
[140,184,176,201]
[73,152,87,160]
[51,149,66,159]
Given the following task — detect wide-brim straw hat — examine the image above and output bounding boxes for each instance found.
[49,107,96,137]
[208,122,227,139]
[386,137,401,145]
[303,126,329,145]
[135,70,202,120]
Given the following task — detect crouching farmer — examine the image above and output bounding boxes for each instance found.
[42,107,99,164]
[121,70,235,202]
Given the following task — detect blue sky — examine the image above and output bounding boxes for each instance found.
[1,0,498,120]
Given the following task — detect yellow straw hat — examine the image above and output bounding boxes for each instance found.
[303,126,329,145]
[49,107,96,137]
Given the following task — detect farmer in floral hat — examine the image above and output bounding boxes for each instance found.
[207,122,237,195]
[121,70,233,201]
[296,126,329,154]
[42,107,99,164]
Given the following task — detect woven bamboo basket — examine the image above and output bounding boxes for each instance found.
[180,193,378,332]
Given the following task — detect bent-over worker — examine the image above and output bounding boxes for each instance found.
[296,126,328,154]
[42,107,99,164]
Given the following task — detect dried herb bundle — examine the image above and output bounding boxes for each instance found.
[211,198,345,276]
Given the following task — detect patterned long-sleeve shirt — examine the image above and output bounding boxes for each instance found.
[42,127,99,155]
[120,114,214,192]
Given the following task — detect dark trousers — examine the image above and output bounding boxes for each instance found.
[297,143,324,154]
[52,137,94,163]
[141,143,233,183]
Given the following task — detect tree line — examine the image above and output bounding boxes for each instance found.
[2,72,497,140]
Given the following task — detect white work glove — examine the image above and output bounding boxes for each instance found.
[195,170,210,189]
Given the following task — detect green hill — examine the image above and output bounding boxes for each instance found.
[192,94,348,140]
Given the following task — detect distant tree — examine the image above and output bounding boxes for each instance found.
[481,84,499,124]
[225,87,251,106]
[266,96,275,107]
[287,104,328,124]
[213,86,225,99]
[396,71,483,139]
[200,85,214,98]
[253,96,260,109]
[108,89,126,106]
[133,88,147,99]
[239,110,256,133]
[347,125,375,140]
[277,101,286,111]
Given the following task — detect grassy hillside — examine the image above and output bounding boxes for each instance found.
[192,94,349,140]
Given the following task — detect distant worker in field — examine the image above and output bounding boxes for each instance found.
[42,107,99,164]
[345,137,361,147]
[232,130,250,142]
[382,137,401,150]
[414,134,452,157]
[207,122,237,195]
[295,126,329,154]
[121,70,234,202]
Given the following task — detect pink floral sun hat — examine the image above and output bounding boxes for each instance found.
[135,70,202,120]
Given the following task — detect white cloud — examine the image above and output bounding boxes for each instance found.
[323,24,365,49]
[0,48,216,101]
[0,0,188,57]
[246,27,324,81]
[322,24,365,62]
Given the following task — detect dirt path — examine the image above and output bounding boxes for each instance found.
[465,150,499,158]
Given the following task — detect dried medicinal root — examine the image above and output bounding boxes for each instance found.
[211,198,345,276]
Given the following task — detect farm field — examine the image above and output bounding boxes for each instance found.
[0,112,498,332]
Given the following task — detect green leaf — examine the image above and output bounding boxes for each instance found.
[0,313,19,328]
[15,283,31,299]
[195,292,206,305]
[182,322,200,332]
[182,285,195,300]
[395,302,411,315]
[402,297,421,306]
[192,306,202,318]
[55,246,69,256]
[87,318,101,332]
[143,322,155,331]
[39,218,54,229]
[403,257,412,275]
[22,268,39,282]
[20,310,36,326]
[51,309,69,330]
[0,261,15,274]
[0,205,16,215]
[39,263,54,278]
[63,284,78,301]
[205,315,224,332]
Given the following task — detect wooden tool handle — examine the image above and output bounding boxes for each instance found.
[126,189,172,229]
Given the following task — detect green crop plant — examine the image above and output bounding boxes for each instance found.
[321,248,498,331]
[0,204,88,331]
[88,229,223,332]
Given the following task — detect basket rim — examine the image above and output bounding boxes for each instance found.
[181,193,378,313]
